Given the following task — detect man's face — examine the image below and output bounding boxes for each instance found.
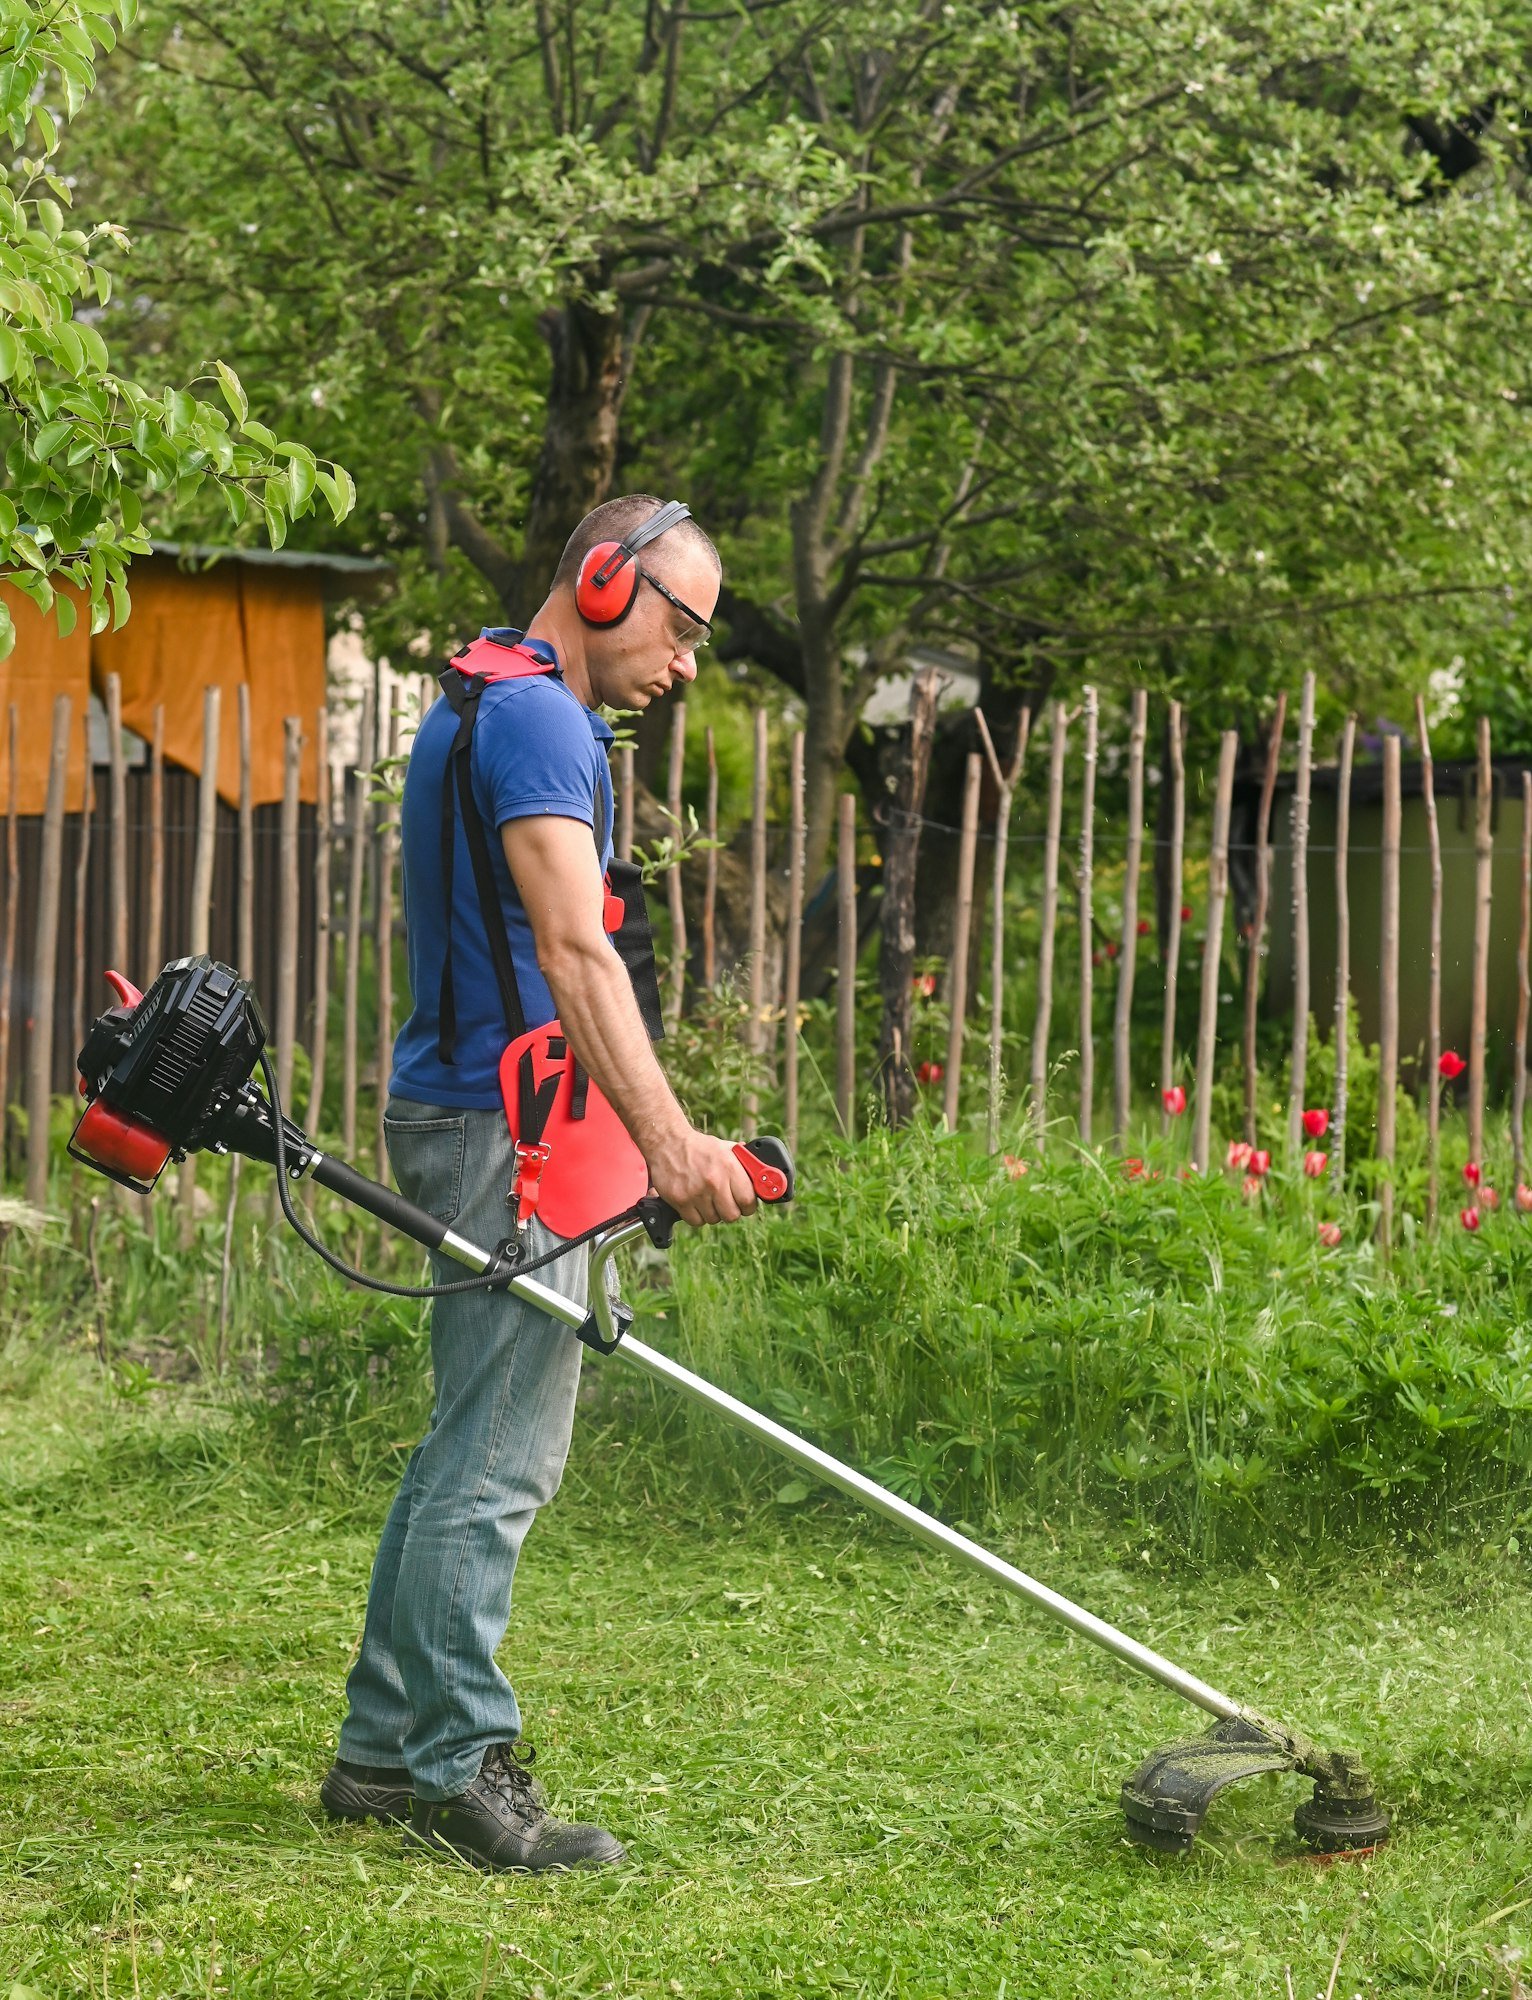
[588,542,721,710]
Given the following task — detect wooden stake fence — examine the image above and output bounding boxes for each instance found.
[1030,700,1068,1141]
[178,687,220,1233]
[70,707,93,1062]
[975,706,1029,1154]
[145,705,164,986]
[836,791,857,1137]
[1160,701,1185,1136]
[1378,736,1401,1251]
[702,726,718,991]
[309,709,332,1135]
[1469,715,1492,1174]
[1332,714,1356,1176]
[24,696,70,1213]
[1191,731,1237,1174]
[342,683,373,1161]
[666,701,686,1035]
[942,751,982,1132]
[1416,696,1443,1227]
[1244,693,1287,1147]
[1112,690,1146,1149]
[105,673,128,977]
[1287,671,1315,1156]
[784,731,805,1152]
[1077,687,1098,1145]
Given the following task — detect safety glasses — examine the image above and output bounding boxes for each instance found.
[639,567,713,653]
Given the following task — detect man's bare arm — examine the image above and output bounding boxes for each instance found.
[501,813,754,1228]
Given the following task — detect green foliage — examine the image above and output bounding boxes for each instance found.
[0,0,351,654]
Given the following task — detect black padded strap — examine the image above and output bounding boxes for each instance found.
[437,668,526,1062]
[517,1038,565,1145]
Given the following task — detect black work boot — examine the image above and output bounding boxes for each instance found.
[407,1742,625,1872]
[320,1758,414,1825]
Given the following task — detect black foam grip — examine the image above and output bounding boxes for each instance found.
[311,1153,449,1256]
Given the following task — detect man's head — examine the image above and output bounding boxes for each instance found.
[552,495,721,710]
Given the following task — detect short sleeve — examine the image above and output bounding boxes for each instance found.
[473,678,603,833]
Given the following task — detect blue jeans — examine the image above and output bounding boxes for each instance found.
[335,1096,587,1800]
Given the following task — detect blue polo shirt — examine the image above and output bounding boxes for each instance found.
[390,631,615,1109]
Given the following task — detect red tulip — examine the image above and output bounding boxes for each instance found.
[1242,1174,1263,1201]
[916,1061,944,1085]
[1249,1149,1272,1177]
[911,972,937,998]
[1227,1140,1252,1171]
[1303,1150,1328,1178]
[1463,1161,1481,1188]
[1316,1221,1343,1248]
[1123,1157,1146,1181]
[1002,1153,1029,1180]
[1162,1085,1187,1116]
[1481,1186,1500,1211]
[1461,1205,1481,1232]
[1180,903,1193,922]
[1137,917,1151,936]
[1439,1050,1467,1081]
[1302,1108,1329,1139]
[1516,1184,1532,1214]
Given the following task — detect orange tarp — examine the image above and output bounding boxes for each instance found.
[0,581,92,815]
[93,557,323,807]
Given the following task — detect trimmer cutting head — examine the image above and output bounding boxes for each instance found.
[1121,1717,1388,1855]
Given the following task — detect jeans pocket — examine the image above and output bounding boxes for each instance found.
[383,1111,468,1225]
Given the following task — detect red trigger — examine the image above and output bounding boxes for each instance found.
[603,888,624,934]
[104,969,144,1009]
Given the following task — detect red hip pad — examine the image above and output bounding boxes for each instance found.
[497,1021,648,1238]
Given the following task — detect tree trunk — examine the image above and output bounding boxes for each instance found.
[876,668,942,1128]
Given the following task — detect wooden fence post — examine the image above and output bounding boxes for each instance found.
[0,706,17,1178]
[942,750,983,1131]
[666,700,687,1034]
[1332,714,1356,1178]
[1160,701,1185,1136]
[24,696,71,1213]
[105,673,128,976]
[145,705,165,986]
[702,725,719,990]
[309,708,332,1133]
[876,667,942,1129]
[1415,695,1443,1228]
[375,702,400,1186]
[1377,736,1401,1251]
[975,707,1030,1155]
[1030,700,1069,1142]
[178,687,221,1234]
[1287,671,1316,1156]
[70,706,93,1061]
[617,744,635,866]
[1191,731,1238,1173]
[1515,769,1531,1195]
[784,731,806,1152]
[1243,693,1287,1146]
[1469,715,1493,1175]
[1112,690,1146,1149]
[746,708,767,1134]
[342,683,373,1161]
[236,687,254,971]
[1077,687,1098,1145]
[836,791,857,1137]
[276,717,302,1114]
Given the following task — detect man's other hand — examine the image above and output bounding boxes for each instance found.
[646,1130,758,1228]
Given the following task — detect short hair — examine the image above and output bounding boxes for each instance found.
[552,493,719,594]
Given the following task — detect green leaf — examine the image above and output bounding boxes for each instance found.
[214,360,247,425]
[0,325,19,381]
[53,591,76,638]
[108,576,130,630]
[285,451,315,512]
[74,320,108,373]
[774,1479,810,1506]
[33,418,72,461]
[330,462,356,521]
[222,482,248,526]
[33,104,57,156]
[0,494,16,537]
[0,597,13,661]
[34,198,63,240]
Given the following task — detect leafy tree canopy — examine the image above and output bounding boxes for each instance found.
[0,0,350,657]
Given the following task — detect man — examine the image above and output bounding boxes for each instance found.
[320,496,756,1871]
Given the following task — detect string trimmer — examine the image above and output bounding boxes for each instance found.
[70,955,1388,1858]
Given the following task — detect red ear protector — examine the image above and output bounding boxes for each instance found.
[574,499,692,627]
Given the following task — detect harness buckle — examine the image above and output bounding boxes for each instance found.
[509,1140,552,1230]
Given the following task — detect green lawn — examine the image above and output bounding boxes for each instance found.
[2,1356,1530,2000]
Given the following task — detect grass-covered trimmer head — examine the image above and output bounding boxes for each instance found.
[1122,1717,1389,1856]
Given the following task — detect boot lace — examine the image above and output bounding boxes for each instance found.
[481,1742,546,1828]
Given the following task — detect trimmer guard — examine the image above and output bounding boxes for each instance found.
[1122,1717,1299,1852]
